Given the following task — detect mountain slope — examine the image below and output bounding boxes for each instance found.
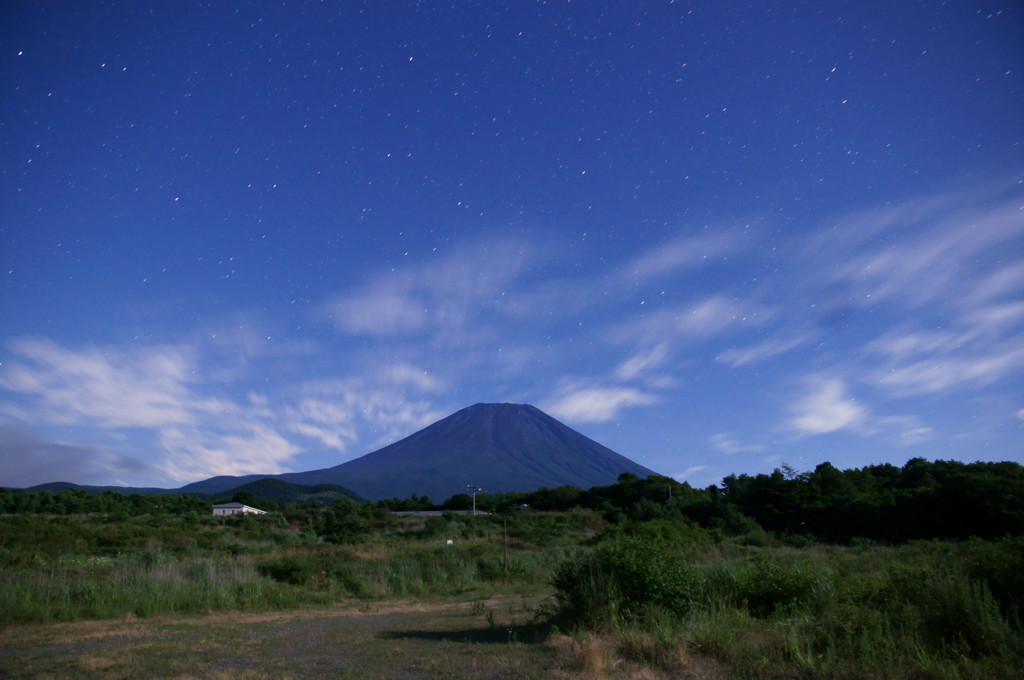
[182,403,657,501]
[337,403,658,500]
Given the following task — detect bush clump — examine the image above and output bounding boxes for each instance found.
[257,555,316,585]
[551,536,698,628]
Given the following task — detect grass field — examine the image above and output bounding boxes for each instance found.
[1,508,1022,678]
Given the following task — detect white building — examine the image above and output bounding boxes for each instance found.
[212,502,268,516]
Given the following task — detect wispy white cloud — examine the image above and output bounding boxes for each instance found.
[967,301,1024,330]
[901,427,934,440]
[284,374,449,454]
[615,343,670,381]
[0,338,197,428]
[817,189,1024,312]
[867,329,969,358]
[614,294,771,347]
[866,302,1024,396]
[321,236,531,341]
[326,280,429,335]
[862,415,936,445]
[747,184,1024,454]
[284,398,359,452]
[0,337,304,484]
[380,362,445,393]
[786,377,867,436]
[874,344,1024,396]
[0,335,459,486]
[286,421,351,452]
[709,432,765,455]
[969,261,1024,307]
[717,331,814,368]
[544,385,657,423]
[350,390,450,446]
[897,426,935,444]
[673,465,711,484]
[621,230,744,281]
[319,228,763,428]
[683,296,763,335]
[158,423,300,481]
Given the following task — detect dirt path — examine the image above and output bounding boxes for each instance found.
[0,597,560,679]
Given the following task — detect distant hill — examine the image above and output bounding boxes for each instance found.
[23,482,175,495]
[16,479,363,507]
[180,403,658,501]
[218,478,364,505]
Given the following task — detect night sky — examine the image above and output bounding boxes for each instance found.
[2,1,1022,491]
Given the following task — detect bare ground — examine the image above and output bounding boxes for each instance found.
[0,596,562,680]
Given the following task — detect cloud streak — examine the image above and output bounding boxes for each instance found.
[0,338,197,428]
[717,331,814,368]
[545,386,657,423]
[322,236,532,343]
[874,344,1024,396]
[709,433,765,455]
[0,336,451,486]
[810,186,1024,314]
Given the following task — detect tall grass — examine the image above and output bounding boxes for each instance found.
[0,554,302,623]
[548,535,1024,679]
[0,513,570,624]
[254,541,570,599]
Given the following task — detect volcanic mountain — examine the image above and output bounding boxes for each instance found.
[180,403,658,501]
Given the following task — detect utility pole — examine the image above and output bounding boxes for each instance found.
[467,484,481,515]
[503,515,509,584]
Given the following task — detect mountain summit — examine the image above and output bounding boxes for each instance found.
[180,403,658,501]
[325,402,658,500]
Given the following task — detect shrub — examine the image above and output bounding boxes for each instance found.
[960,536,1024,620]
[257,555,316,585]
[551,537,698,628]
[736,555,820,618]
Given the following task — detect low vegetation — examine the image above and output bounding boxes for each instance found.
[2,457,1022,679]
[548,531,1023,678]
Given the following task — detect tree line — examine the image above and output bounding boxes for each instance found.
[430,457,1024,543]
[3,457,1022,543]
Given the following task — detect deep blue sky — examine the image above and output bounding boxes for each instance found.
[2,1,1022,491]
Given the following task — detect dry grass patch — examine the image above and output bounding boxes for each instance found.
[545,631,728,680]
[77,656,117,671]
[172,672,293,680]
[5,617,148,646]
[350,543,390,560]
[548,633,620,680]
[1,596,556,679]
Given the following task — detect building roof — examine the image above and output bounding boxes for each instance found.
[212,502,266,512]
